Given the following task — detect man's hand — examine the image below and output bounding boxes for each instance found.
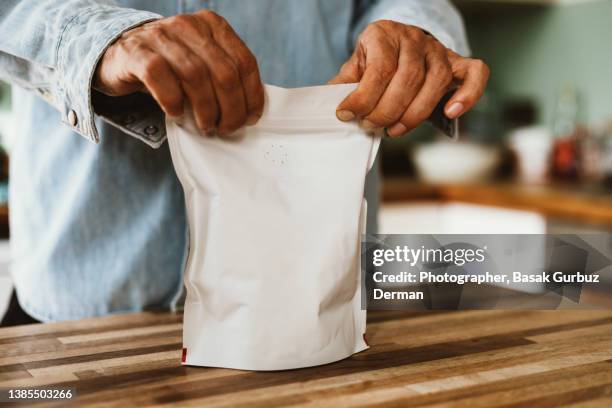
[95,10,264,136]
[330,20,489,137]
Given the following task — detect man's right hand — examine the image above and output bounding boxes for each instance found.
[94,10,264,136]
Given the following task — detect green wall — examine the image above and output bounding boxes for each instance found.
[464,0,612,128]
[0,83,9,111]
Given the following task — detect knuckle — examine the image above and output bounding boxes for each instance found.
[402,109,428,130]
[463,93,478,105]
[433,40,447,53]
[400,117,419,132]
[236,51,258,76]
[208,10,224,21]
[115,38,133,54]
[141,55,166,80]
[171,14,195,28]
[199,9,226,25]
[473,59,490,75]
[194,9,214,19]
[143,25,165,41]
[369,109,400,126]
[414,108,431,124]
[404,65,425,86]
[218,17,233,32]
[347,94,372,115]
[482,63,491,79]
[363,21,382,35]
[374,19,398,31]
[432,65,453,86]
[362,20,392,41]
[412,63,426,79]
[443,64,454,82]
[340,59,355,72]
[180,61,204,84]
[374,64,396,82]
[407,26,426,42]
[215,66,240,91]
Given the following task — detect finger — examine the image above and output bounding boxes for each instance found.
[444,54,490,119]
[209,20,264,125]
[150,29,219,132]
[362,41,426,130]
[129,45,184,117]
[183,15,248,136]
[388,44,452,137]
[335,42,398,121]
[328,52,362,121]
[328,51,361,85]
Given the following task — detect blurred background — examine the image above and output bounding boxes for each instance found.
[0,0,611,313]
[379,0,612,237]
[376,0,612,307]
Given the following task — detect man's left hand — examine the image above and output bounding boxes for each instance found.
[330,20,490,137]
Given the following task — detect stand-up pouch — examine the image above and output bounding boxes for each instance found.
[167,84,380,370]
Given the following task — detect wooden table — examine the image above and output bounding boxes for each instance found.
[382,178,612,229]
[1,310,611,407]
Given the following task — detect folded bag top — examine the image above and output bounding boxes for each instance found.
[259,83,356,122]
[167,84,380,371]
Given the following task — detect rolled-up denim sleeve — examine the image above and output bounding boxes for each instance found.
[0,1,163,146]
[352,0,470,56]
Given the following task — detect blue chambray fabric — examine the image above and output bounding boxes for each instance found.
[0,0,467,321]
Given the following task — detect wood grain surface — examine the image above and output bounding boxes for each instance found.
[1,310,611,407]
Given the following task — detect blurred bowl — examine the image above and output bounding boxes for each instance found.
[411,141,500,184]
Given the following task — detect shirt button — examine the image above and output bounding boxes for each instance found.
[68,110,78,127]
[124,114,136,125]
[144,125,158,135]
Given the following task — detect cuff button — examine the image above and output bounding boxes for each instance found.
[144,125,159,136]
[124,114,136,125]
[68,110,78,127]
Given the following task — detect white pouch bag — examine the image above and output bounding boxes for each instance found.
[167,84,380,370]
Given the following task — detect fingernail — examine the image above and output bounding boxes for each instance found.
[388,123,408,137]
[361,119,377,130]
[336,110,355,122]
[446,102,464,118]
[246,114,260,126]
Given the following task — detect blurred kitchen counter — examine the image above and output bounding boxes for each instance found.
[1,309,611,406]
[382,178,612,228]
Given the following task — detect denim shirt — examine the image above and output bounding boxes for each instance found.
[0,0,467,321]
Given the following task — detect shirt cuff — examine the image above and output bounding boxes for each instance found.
[56,6,162,145]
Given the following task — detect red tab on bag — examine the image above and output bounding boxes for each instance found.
[363,334,369,346]
[181,347,187,363]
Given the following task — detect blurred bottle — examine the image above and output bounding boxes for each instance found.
[551,85,582,181]
[581,125,605,183]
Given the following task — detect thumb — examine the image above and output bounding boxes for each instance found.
[328,53,362,85]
